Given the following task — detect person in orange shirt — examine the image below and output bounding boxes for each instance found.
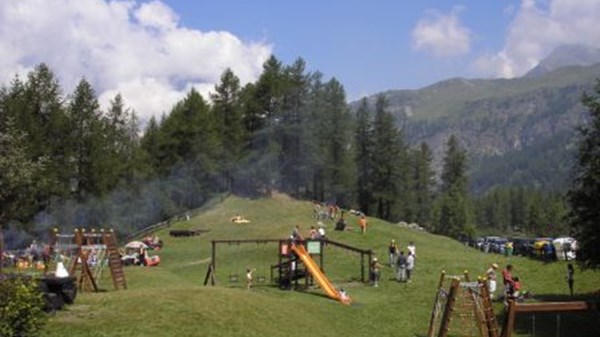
[359,215,367,234]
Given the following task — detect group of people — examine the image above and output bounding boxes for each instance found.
[141,234,163,251]
[486,263,530,303]
[370,240,417,287]
[291,224,326,242]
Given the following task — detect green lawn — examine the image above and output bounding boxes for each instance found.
[42,195,600,337]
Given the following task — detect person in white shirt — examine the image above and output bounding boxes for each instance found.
[406,252,415,282]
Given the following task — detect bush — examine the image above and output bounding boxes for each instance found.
[0,275,47,337]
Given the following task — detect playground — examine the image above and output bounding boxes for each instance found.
[2,195,598,336]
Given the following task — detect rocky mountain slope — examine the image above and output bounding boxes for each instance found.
[356,45,600,193]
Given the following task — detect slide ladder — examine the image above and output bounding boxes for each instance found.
[290,244,351,305]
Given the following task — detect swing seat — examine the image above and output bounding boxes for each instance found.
[229,274,239,282]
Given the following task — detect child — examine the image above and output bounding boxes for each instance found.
[512,277,521,299]
[339,288,351,304]
[246,268,255,289]
[370,257,383,287]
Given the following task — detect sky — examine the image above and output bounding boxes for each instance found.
[1,0,600,125]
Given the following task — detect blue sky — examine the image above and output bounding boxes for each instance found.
[1,0,599,122]
[164,0,518,98]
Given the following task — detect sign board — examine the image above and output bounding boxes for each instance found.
[280,243,289,256]
[307,241,321,255]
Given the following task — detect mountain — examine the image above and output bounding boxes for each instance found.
[525,44,600,77]
[354,48,600,194]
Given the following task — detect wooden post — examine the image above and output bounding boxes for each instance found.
[427,271,447,337]
[501,300,517,337]
[479,278,499,337]
[437,277,460,337]
[0,225,4,274]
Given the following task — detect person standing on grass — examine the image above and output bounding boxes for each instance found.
[567,263,575,298]
[359,215,367,234]
[388,239,398,267]
[407,241,416,259]
[370,257,383,287]
[396,251,408,282]
[246,268,255,289]
[406,251,415,282]
[502,264,515,304]
[486,263,499,299]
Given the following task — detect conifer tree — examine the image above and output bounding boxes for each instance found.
[68,78,108,201]
[370,95,405,220]
[354,98,373,214]
[436,134,469,237]
[412,142,435,227]
[211,68,244,192]
[567,80,600,268]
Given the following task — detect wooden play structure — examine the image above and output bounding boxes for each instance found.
[427,271,499,337]
[203,238,370,304]
[204,238,372,286]
[500,299,597,337]
[49,228,126,292]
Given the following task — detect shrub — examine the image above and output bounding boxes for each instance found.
[0,275,47,337]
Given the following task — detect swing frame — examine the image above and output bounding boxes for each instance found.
[500,300,596,337]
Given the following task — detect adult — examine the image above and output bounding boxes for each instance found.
[317,225,326,240]
[388,239,398,267]
[291,225,303,242]
[486,263,499,299]
[335,217,347,231]
[406,252,415,282]
[502,264,515,303]
[407,241,416,258]
[567,263,574,298]
[396,251,408,282]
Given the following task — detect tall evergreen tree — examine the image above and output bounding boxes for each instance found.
[567,80,600,268]
[241,56,285,196]
[278,59,309,196]
[370,95,406,220]
[211,68,244,192]
[354,98,373,214]
[0,119,45,225]
[436,134,470,237]
[411,142,435,227]
[68,78,108,201]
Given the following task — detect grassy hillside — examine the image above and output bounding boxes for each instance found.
[42,195,599,337]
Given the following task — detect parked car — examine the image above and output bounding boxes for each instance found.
[511,237,536,256]
[489,238,508,254]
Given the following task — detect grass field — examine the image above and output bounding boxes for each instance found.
[41,194,600,337]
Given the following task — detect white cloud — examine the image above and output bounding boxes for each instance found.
[411,6,472,57]
[0,0,272,124]
[473,0,600,78]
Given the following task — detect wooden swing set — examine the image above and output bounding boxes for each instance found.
[50,228,126,292]
[427,270,598,337]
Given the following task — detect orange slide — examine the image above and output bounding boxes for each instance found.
[291,244,351,305]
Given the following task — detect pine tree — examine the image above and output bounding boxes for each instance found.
[436,134,470,237]
[370,95,407,220]
[0,118,45,225]
[567,80,600,268]
[68,78,108,200]
[412,142,435,227]
[354,98,373,214]
[278,59,309,197]
[211,68,245,192]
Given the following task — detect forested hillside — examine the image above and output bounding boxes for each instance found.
[1,55,587,248]
[362,63,600,193]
